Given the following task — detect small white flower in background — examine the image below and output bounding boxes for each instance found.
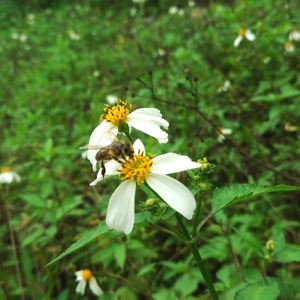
[284,122,297,132]
[90,139,200,234]
[0,167,21,184]
[69,30,81,40]
[85,100,169,171]
[284,41,295,53]
[188,1,195,7]
[233,28,255,47]
[27,14,35,25]
[93,70,100,77]
[289,29,300,42]
[11,33,27,42]
[217,128,232,143]
[217,80,231,93]
[106,95,118,104]
[75,269,103,296]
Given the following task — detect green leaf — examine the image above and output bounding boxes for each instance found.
[234,282,280,300]
[45,212,151,267]
[275,244,300,263]
[45,222,110,268]
[212,184,300,214]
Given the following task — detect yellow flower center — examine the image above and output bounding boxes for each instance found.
[100,100,132,125]
[1,167,11,173]
[119,153,153,185]
[238,28,246,36]
[82,269,92,281]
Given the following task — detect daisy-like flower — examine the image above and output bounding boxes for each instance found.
[217,80,231,93]
[86,100,169,171]
[75,269,103,296]
[233,28,256,47]
[0,167,21,184]
[216,128,232,143]
[284,41,295,53]
[289,29,300,42]
[90,139,200,234]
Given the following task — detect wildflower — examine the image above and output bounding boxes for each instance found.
[106,95,118,104]
[69,30,80,40]
[284,122,297,132]
[90,139,200,234]
[217,128,232,143]
[217,80,231,93]
[0,167,21,184]
[265,240,275,252]
[284,41,295,52]
[75,269,103,296]
[233,28,255,47]
[86,100,169,171]
[289,29,300,42]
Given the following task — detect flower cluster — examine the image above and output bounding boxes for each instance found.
[81,99,201,235]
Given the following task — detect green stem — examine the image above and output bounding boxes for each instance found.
[175,213,219,300]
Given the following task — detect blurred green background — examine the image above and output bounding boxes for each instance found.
[1,0,300,299]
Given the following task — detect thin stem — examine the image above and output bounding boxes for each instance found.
[4,185,25,300]
[175,213,219,300]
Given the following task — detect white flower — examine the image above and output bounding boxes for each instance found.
[169,6,178,14]
[233,28,255,47]
[106,95,118,104]
[217,128,232,143]
[289,29,300,42]
[90,139,200,234]
[85,100,169,171]
[284,41,295,53]
[75,269,103,296]
[0,167,21,184]
[217,80,231,93]
[69,30,80,40]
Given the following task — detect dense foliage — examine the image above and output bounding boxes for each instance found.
[1,0,300,299]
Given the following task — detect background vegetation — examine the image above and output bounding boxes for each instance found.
[1,0,300,299]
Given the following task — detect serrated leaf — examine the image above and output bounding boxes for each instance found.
[234,282,280,300]
[275,244,300,263]
[212,184,300,214]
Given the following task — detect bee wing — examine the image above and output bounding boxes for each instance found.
[79,145,103,150]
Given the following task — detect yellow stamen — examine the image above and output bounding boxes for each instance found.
[1,167,11,173]
[100,100,132,125]
[82,269,92,281]
[238,28,246,36]
[119,153,153,185]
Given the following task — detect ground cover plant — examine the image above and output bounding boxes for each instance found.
[1,0,300,299]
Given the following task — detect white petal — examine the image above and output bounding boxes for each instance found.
[106,180,136,234]
[89,160,120,186]
[146,174,196,219]
[289,30,300,41]
[75,270,83,281]
[129,108,169,129]
[245,30,255,41]
[75,280,87,295]
[133,139,145,155]
[127,117,168,142]
[233,35,243,47]
[89,277,103,296]
[151,153,200,174]
[87,121,117,171]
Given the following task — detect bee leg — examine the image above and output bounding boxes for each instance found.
[101,160,106,178]
[113,155,124,164]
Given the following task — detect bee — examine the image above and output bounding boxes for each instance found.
[80,140,134,177]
